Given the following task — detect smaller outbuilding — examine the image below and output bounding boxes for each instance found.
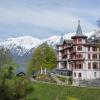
[16,72,26,77]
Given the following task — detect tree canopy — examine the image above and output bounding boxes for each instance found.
[0,47,34,100]
[0,47,12,67]
[28,43,57,74]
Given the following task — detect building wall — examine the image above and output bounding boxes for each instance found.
[73,70,100,80]
[57,38,100,80]
[73,45,100,80]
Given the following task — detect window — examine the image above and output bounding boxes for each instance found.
[92,54,97,59]
[88,47,90,51]
[78,64,82,69]
[88,54,90,59]
[99,54,100,59]
[74,72,76,77]
[88,62,91,69]
[93,62,98,69]
[94,72,97,77]
[78,38,82,42]
[77,54,83,58]
[74,39,77,43]
[99,63,100,69]
[77,46,82,51]
[78,73,82,78]
[92,47,97,51]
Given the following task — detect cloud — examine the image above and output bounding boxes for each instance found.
[0,0,99,39]
[0,6,96,31]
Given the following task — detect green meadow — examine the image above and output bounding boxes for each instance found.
[27,82,100,100]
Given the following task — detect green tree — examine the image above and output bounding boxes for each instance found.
[0,47,34,100]
[28,43,57,74]
[0,67,34,100]
[0,47,12,67]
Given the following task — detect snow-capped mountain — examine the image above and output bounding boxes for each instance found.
[0,30,99,72]
[43,31,94,47]
[0,31,97,57]
[0,36,42,56]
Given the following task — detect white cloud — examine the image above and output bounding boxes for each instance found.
[0,6,96,33]
[0,0,99,40]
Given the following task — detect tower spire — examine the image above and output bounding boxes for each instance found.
[78,20,80,25]
[59,33,64,45]
[76,20,83,36]
[71,20,87,39]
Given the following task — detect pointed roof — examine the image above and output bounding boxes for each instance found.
[59,34,64,45]
[71,20,87,39]
[76,20,83,36]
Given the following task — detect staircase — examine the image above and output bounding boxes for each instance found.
[50,73,62,85]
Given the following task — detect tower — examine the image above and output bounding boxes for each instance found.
[71,20,87,44]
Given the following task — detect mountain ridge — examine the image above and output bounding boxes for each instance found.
[0,31,98,72]
[0,31,96,56]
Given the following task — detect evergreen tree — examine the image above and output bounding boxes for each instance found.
[28,43,57,74]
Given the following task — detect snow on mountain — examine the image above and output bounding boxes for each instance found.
[0,36,42,56]
[43,35,61,47]
[1,36,42,49]
[0,31,97,72]
[43,31,95,47]
[0,31,96,56]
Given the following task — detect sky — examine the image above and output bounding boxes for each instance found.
[0,0,100,40]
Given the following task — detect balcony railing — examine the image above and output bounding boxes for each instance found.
[69,57,85,61]
[57,58,68,62]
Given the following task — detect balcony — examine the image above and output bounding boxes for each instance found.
[70,49,76,54]
[69,57,85,61]
[57,58,68,62]
[60,46,72,51]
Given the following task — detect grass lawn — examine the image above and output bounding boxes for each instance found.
[27,82,100,100]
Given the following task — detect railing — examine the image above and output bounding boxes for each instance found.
[57,59,68,62]
[69,57,85,61]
